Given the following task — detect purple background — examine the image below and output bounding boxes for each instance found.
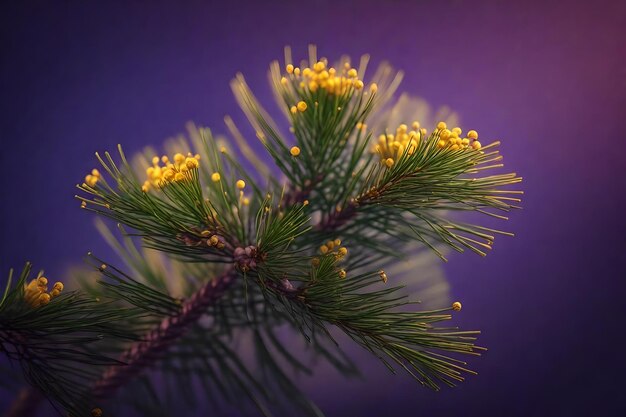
[2,1,626,416]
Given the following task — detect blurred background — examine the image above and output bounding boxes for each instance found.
[1,0,625,416]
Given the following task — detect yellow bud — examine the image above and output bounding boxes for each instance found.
[440,129,451,140]
[412,121,420,130]
[174,153,185,164]
[281,77,288,85]
[152,156,160,165]
[211,172,221,182]
[347,68,357,78]
[379,270,388,284]
[436,121,447,130]
[37,277,48,286]
[286,64,294,74]
[385,158,394,168]
[452,301,462,311]
[467,130,478,140]
[337,247,348,257]
[242,197,250,206]
[161,155,169,164]
[452,127,462,136]
[236,179,246,189]
[297,101,308,112]
[290,105,297,114]
[320,245,329,254]
[185,157,199,169]
[339,269,347,279]
[38,293,51,306]
[50,289,60,298]
[53,282,64,291]
[290,146,301,157]
[91,169,101,178]
[472,141,482,150]
[303,199,309,206]
[209,235,219,246]
[294,67,301,76]
[354,80,364,89]
[174,172,185,181]
[370,83,378,93]
[334,239,341,246]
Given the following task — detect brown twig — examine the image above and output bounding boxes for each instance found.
[91,269,237,399]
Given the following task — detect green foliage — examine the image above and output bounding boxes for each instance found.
[3,46,522,416]
[0,263,143,416]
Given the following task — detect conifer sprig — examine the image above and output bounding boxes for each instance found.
[2,46,523,416]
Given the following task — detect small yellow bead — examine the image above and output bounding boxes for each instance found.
[209,235,219,246]
[436,121,447,130]
[290,106,297,114]
[320,245,329,254]
[337,247,348,257]
[379,270,388,284]
[174,172,185,181]
[452,127,462,136]
[152,156,160,165]
[385,158,394,168]
[437,139,446,148]
[334,239,341,246]
[53,282,64,291]
[297,101,308,112]
[211,172,221,182]
[467,130,478,140]
[174,153,185,164]
[185,157,199,169]
[369,83,378,93]
[242,197,250,206]
[38,293,51,306]
[472,141,482,150]
[91,169,101,178]
[290,146,301,157]
[338,269,347,279]
[347,68,358,78]
[354,80,364,89]
[236,179,246,189]
[281,77,288,85]
[412,121,420,130]
[294,67,301,76]
[286,64,294,74]
[452,301,462,311]
[303,199,309,206]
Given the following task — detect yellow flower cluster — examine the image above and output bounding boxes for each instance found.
[435,122,482,151]
[84,169,101,187]
[319,238,348,259]
[142,153,200,192]
[283,60,375,97]
[373,122,424,167]
[24,277,63,308]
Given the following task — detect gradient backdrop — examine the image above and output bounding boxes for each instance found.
[2,1,626,416]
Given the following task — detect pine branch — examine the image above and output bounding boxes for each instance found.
[92,268,236,399]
